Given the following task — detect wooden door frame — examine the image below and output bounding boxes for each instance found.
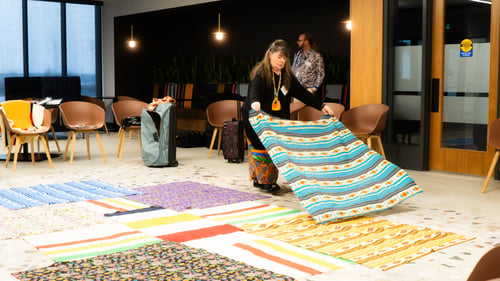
[429,0,499,176]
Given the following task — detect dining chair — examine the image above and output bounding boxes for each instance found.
[112,100,149,160]
[59,101,107,164]
[341,103,389,159]
[206,99,243,158]
[481,118,500,193]
[1,100,54,171]
[296,102,345,121]
[80,95,109,134]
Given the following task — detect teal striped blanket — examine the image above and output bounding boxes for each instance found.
[249,110,422,224]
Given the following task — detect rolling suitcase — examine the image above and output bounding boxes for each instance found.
[222,99,245,163]
[141,102,178,167]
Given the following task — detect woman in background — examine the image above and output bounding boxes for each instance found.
[242,39,333,193]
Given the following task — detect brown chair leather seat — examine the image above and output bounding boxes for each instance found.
[59,101,107,164]
[111,100,149,160]
[481,118,500,193]
[341,103,389,159]
[206,99,243,158]
[297,102,345,121]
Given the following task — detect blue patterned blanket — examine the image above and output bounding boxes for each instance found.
[249,110,422,224]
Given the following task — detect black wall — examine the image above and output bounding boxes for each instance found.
[114,0,350,100]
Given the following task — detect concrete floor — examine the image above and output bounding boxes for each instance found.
[1,131,500,281]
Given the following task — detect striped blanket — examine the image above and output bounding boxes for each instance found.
[249,110,422,224]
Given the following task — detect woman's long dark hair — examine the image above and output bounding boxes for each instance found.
[249,39,293,91]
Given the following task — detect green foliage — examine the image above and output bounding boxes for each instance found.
[152,54,348,84]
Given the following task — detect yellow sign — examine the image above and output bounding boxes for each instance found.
[460,39,473,57]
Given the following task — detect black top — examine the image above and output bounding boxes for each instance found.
[242,69,324,150]
[242,70,323,119]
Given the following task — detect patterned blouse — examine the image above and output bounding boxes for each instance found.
[292,49,325,90]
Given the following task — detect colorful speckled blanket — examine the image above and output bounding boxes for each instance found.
[248,110,422,224]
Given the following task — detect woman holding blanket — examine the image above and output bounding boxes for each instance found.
[242,39,333,193]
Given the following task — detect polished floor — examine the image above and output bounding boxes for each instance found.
[1,132,500,281]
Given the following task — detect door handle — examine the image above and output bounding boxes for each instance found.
[431,78,440,113]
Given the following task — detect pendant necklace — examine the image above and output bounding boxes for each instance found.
[271,71,282,111]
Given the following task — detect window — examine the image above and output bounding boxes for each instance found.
[0,0,23,102]
[0,0,101,101]
[28,0,62,76]
[67,3,97,97]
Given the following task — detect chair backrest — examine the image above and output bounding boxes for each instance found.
[467,246,500,281]
[297,102,345,121]
[117,96,142,102]
[112,100,149,127]
[59,101,105,129]
[1,100,51,133]
[341,104,389,135]
[487,118,500,150]
[80,95,105,110]
[206,99,243,128]
[1,100,33,129]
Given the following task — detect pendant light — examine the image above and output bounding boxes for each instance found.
[214,13,225,41]
[127,25,137,48]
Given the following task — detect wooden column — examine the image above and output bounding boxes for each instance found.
[349,0,384,107]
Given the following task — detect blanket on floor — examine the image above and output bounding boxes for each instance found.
[249,110,422,224]
[12,241,295,281]
[0,180,139,210]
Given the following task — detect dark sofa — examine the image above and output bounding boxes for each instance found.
[4,76,81,102]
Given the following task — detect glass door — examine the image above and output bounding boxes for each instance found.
[429,0,497,175]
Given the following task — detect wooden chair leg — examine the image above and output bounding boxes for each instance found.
[94,131,107,162]
[40,134,54,168]
[117,129,126,160]
[208,128,219,158]
[29,137,35,165]
[85,132,91,160]
[12,136,21,172]
[217,128,222,155]
[69,131,77,164]
[63,131,72,161]
[5,134,15,168]
[482,151,500,193]
[104,123,109,134]
[50,126,60,152]
[373,135,386,159]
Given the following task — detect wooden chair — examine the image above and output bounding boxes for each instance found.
[80,95,109,134]
[296,102,345,121]
[206,99,243,158]
[1,100,54,171]
[481,118,500,193]
[341,104,389,159]
[59,101,107,164]
[112,100,149,160]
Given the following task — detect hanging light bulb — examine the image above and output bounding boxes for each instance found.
[342,20,352,31]
[214,13,225,41]
[127,25,137,48]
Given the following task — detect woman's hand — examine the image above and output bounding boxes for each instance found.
[322,104,334,115]
[251,101,261,112]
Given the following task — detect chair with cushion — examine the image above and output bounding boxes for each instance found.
[481,118,500,193]
[341,103,389,159]
[206,99,243,158]
[297,102,345,121]
[59,101,107,164]
[112,100,149,160]
[1,100,54,171]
